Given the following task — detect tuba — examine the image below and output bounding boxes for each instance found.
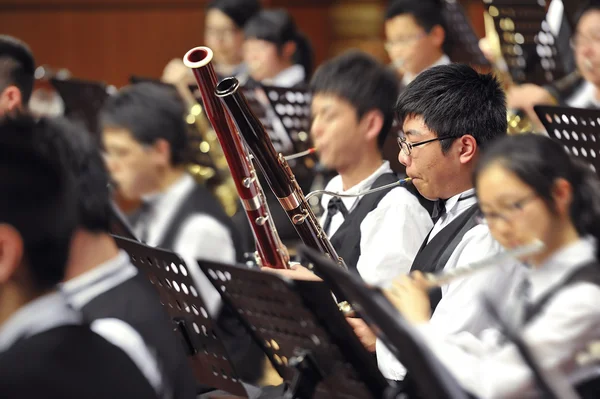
[183,47,289,270]
[214,76,348,271]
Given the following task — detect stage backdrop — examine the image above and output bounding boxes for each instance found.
[0,0,484,87]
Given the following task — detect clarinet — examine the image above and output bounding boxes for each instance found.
[214,76,348,271]
[182,46,289,270]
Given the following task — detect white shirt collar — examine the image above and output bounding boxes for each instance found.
[402,54,451,86]
[528,236,597,302]
[0,291,81,352]
[443,188,476,215]
[61,251,137,309]
[264,64,305,88]
[321,161,394,210]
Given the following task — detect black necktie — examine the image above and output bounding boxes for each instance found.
[431,198,447,223]
[322,197,349,235]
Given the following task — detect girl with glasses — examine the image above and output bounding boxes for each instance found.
[388,133,600,398]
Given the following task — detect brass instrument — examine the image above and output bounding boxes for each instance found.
[171,79,239,217]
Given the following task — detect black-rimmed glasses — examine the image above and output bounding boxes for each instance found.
[397,135,456,156]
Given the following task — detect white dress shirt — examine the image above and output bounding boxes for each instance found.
[566,80,600,109]
[402,54,451,86]
[377,188,525,380]
[319,161,433,284]
[263,64,306,88]
[412,237,600,398]
[136,174,236,264]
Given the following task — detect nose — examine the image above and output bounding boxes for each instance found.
[398,149,410,167]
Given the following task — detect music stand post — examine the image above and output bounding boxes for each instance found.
[483,0,570,85]
[112,236,248,397]
[442,0,490,69]
[534,105,600,175]
[297,245,469,399]
[196,259,391,399]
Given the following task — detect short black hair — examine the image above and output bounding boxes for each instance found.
[574,1,600,27]
[206,0,261,28]
[0,35,35,104]
[100,82,188,165]
[385,0,445,31]
[0,114,77,290]
[244,9,314,80]
[309,50,400,149]
[395,63,507,152]
[49,118,112,233]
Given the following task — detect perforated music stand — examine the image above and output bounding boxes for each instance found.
[196,259,391,399]
[112,236,248,397]
[298,245,469,399]
[50,77,111,138]
[483,0,570,85]
[534,105,600,174]
[442,0,490,68]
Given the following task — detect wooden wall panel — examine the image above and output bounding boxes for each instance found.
[0,0,484,87]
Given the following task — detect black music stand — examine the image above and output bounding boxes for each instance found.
[196,259,392,399]
[297,245,469,399]
[442,0,490,69]
[112,236,249,397]
[50,77,111,139]
[483,0,571,85]
[534,105,600,174]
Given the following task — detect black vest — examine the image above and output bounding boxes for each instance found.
[410,204,480,313]
[158,183,244,263]
[329,173,401,273]
[524,260,600,324]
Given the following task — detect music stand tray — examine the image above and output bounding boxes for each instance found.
[297,245,469,399]
[196,259,391,399]
[534,105,600,174]
[112,236,248,396]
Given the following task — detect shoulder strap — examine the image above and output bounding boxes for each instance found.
[524,260,600,323]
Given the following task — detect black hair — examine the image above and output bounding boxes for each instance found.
[474,133,600,256]
[0,114,77,290]
[50,118,112,233]
[100,82,188,165]
[244,9,314,81]
[384,0,452,54]
[0,35,35,104]
[309,49,400,149]
[395,63,507,153]
[206,0,261,28]
[574,0,600,27]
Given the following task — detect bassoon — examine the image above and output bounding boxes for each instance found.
[214,76,348,271]
[182,46,288,269]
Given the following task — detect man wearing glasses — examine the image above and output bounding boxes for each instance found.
[377,63,525,388]
[384,0,450,87]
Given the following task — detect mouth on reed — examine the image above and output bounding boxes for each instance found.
[215,77,240,97]
[183,46,213,68]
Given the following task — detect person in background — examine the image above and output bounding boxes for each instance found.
[162,0,261,83]
[54,120,196,399]
[100,82,241,264]
[243,9,313,88]
[388,133,600,398]
[0,114,160,399]
[507,2,600,123]
[0,35,34,116]
[384,0,450,88]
